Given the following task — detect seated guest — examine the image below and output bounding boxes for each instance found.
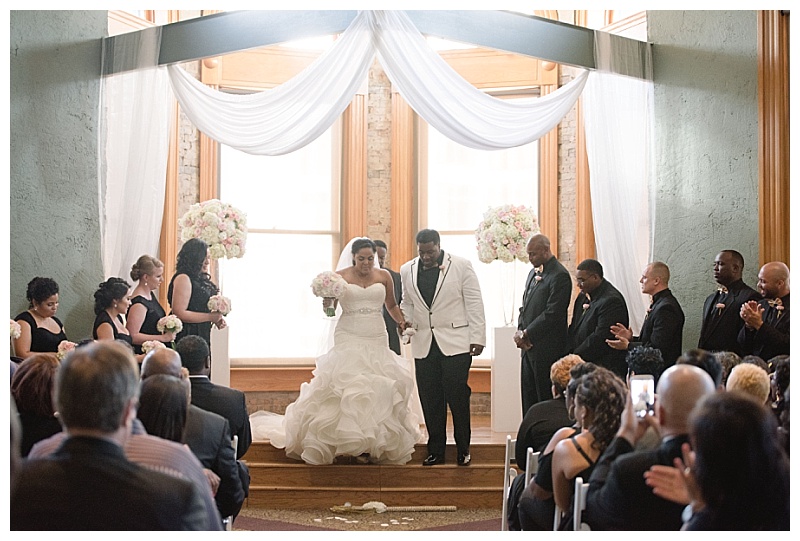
[770,356,790,420]
[11,341,211,530]
[741,354,769,373]
[13,277,67,359]
[126,255,177,354]
[625,345,665,385]
[713,350,741,387]
[676,349,723,390]
[777,387,789,457]
[138,374,190,443]
[726,363,770,404]
[177,335,252,459]
[738,261,790,360]
[10,353,62,457]
[93,277,134,349]
[681,392,790,530]
[584,364,716,530]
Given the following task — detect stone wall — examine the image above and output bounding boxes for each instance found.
[365,60,393,245]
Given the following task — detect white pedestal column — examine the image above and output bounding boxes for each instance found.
[491,326,522,433]
[210,325,230,387]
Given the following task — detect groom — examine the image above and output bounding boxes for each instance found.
[400,229,486,466]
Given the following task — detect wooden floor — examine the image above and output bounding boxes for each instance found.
[421,414,513,446]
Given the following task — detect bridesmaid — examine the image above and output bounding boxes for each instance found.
[92,277,134,349]
[13,277,67,359]
[126,255,176,353]
[167,238,226,350]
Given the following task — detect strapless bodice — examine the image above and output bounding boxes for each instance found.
[335,283,388,345]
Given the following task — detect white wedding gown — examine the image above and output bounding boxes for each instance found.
[252,283,421,465]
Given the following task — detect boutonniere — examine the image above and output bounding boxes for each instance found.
[534,274,543,282]
[715,302,726,316]
[438,264,446,272]
[582,303,590,311]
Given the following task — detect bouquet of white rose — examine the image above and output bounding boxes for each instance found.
[141,340,167,354]
[157,315,184,335]
[207,294,232,316]
[57,340,77,361]
[179,199,248,260]
[475,204,540,263]
[10,319,21,340]
[311,271,347,317]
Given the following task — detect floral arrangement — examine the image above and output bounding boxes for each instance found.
[179,199,247,259]
[311,271,348,316]
[475,205,540,263]
[57,340,77,361]
[157,315,184,335]
[141,340,167,354]
[207,294,232,316]
[10,319,21,340]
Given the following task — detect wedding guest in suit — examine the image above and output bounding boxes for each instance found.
[568,259,629,378]
[514,234,572,413]
[738,261,790,361]
[11,341,210,530]
[697,250,759,355]
[13,277,67,359]
[126,254,177,354]
[584,364,716,530]
[375,239,403,355]
[400,228,486,466]
[92,277,134,349]
[140,347,246,523]
[168,238,226,352]
[607,262,685,367]
[177,335,252,459]
[10,353,62,456]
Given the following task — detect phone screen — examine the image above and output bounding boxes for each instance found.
[630,376,655,418]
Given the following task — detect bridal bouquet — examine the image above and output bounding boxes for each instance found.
[157,315,184,335]
[179,199,248,260]
[311,271,347,316]
[10,319,21,339]
[208,294,232,316]
[57,340,77,361]
[475,204,539,263]
[141,340,167,354]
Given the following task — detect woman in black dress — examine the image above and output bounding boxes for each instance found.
[10,353,62,456]
[92,277,134,349]
[13,277,67,359]
[167,238,226,349]
[126,255,176,354]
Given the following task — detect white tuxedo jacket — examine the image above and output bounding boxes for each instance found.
[400,252,486,358]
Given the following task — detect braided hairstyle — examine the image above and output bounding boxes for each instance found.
[574,367,626,453]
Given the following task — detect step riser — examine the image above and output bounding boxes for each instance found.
[246,488,503,509]
[243,443,505,464]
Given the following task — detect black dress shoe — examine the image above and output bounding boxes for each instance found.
[457,453,471,466]
[422,454,445,466]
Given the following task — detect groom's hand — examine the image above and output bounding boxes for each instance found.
[469,344,484,356]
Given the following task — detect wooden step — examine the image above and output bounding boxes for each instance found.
[245,486,501,509]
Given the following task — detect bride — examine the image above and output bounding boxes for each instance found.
[253,237,421,465]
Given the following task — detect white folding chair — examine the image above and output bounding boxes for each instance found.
[524,448,539,486]
[573,476,590,531]
[500,435,517,531]
[553,506,564,531]
[222,435,240,531]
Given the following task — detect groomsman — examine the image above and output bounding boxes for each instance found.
[514,234,572,414]
[607,262,685,367]
[401,229,486,467]
[697,250,759,355]
[568,259,629,378]
[375,239,403,355]
[738,261,790,361]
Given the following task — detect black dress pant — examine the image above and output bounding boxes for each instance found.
[415,337,472,457]
[520,349,554,415]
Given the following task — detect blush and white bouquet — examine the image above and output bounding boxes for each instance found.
[141,340,167,354]
[475,204,540,263]
[311,271,348,317]
[10,319,21,340]
[179,199,248,260]
[57,340,77,361]
[157,315,184,335]
[207,294,232,316]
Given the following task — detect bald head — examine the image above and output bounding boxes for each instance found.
[641,262,670,295]
[656,364,716,435]
[526,234,553,268]
[757,261,790,298]
[140,348,182,379]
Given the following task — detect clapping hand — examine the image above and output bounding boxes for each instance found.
[740,300,763,330]
[606,322,632,350]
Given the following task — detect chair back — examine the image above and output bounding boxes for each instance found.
[500,435,517,531]
[573,476,590,531]
[524,448,539,486]
[222,435,240,531]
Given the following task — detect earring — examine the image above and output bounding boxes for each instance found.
[114,303,118,309]
[144,279,148,286]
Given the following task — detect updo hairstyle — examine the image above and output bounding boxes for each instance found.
[130,255,164,282]
[26,277,59,308]
[93,277,131,315]
[351,238,377,265]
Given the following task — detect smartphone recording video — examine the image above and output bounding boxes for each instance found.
[630,375,655,418]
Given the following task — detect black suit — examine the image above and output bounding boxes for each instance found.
[189,375,252,459]
[184,405,247,519]
[698,279,759,355]
[382,267,403,355]
[629,288,685,367]
[584,435,690,531]
[514,397,571,469]
[517,256,571,412]
[738,293,790,361]
[569,279,629,377]
[11,436,209,530]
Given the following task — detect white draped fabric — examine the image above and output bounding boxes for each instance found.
[167,10,588,156]
[582,32,654,333]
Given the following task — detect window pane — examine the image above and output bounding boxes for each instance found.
[219,233,335,360]
[219,129,334,231]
